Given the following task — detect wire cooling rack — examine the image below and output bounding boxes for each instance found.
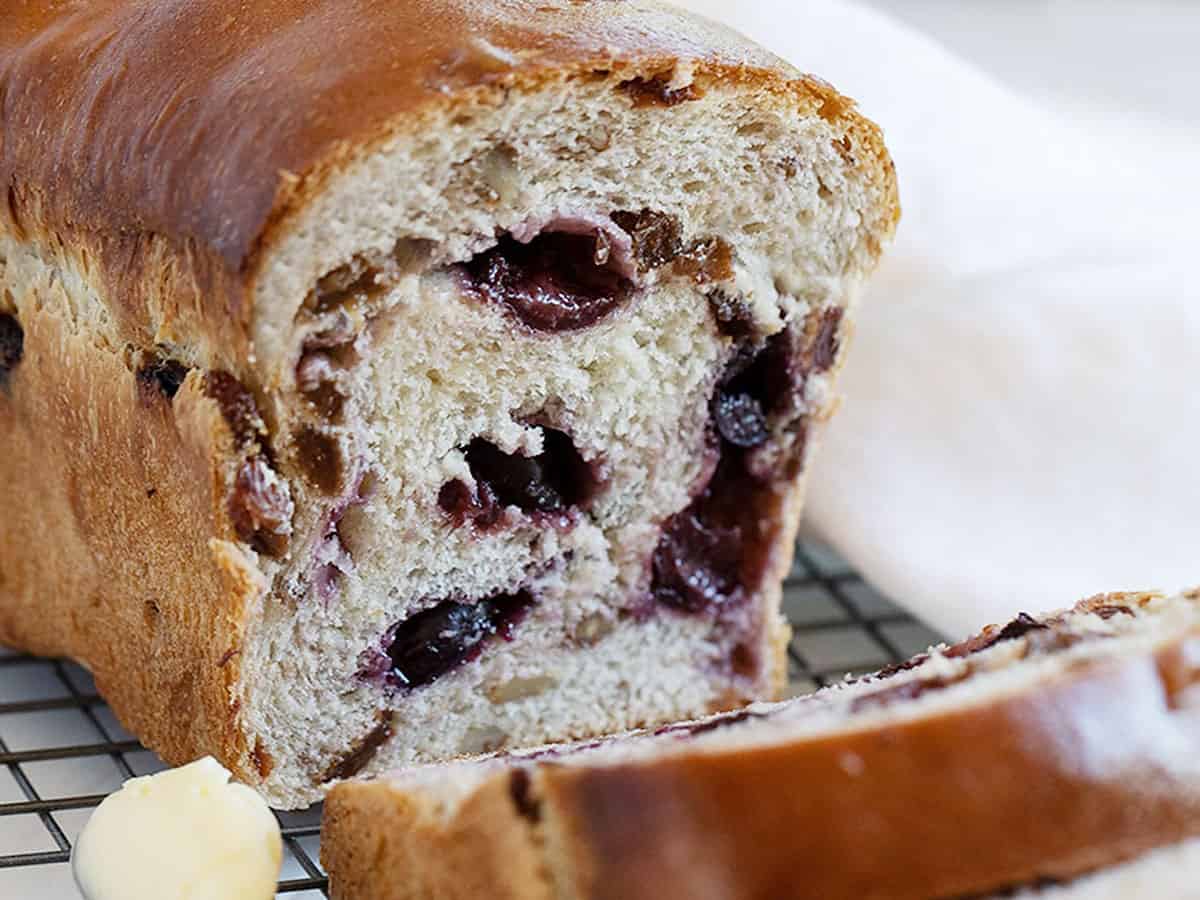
[0,538,941,899]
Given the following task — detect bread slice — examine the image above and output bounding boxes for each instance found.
[321,590,1200,900]
[0,1,897,806]
[1000,836,1200,899]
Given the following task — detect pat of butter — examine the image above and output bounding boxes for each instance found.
[73,757,282,900]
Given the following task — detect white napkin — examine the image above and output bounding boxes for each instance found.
[674,0,1200,634]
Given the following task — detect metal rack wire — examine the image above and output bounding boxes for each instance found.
[0,539,940,899]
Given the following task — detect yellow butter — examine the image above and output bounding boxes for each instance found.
[73,757,282,900]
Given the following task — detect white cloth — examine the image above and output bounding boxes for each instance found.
[674,0,1200,635]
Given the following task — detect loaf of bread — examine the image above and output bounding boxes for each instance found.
[321,590,1200,899]
[0,0,897,806]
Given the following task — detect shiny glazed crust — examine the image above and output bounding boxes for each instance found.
[0,0,898,800]
[0,0,897,364]
[321,592,1200,900]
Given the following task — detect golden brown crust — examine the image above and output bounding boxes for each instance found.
[0,297,264,785]
[0,0,896,348]
[323,776,551,900]
[323,623,1200,900]
[554,634,1200,900]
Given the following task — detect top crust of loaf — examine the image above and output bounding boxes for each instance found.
[0,0,897,350]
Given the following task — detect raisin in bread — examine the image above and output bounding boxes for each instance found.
[0,1,898,807]
[321,590,1200,900]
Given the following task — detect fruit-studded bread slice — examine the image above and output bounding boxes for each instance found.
[322,590,1200,900]
[0,1,897,806]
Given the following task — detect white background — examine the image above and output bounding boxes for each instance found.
[864,0,1200,131]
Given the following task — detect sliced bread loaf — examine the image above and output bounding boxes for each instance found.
[0,0,897,806]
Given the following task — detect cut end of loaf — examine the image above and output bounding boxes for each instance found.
[216,59,898,806]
